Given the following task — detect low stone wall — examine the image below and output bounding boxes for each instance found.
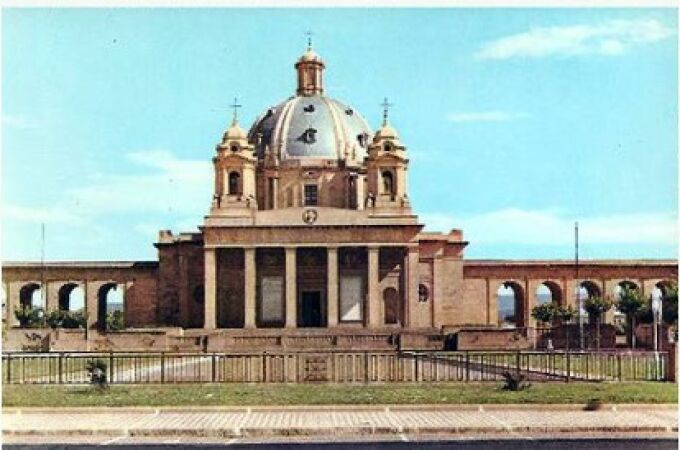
[536,325,616,350]
[4,328,52,352]
[635,324,674,351]
[454,327,531,350]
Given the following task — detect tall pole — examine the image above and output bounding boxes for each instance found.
[576,221,584,350]
[40,223,45,310]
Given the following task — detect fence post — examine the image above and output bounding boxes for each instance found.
[161,352,165,384]
[6,355,11,384]
[465,351,470,382]
[364,352,369,383]
[413,353,420,381]
[58,353,64,384]
[262,352,267,383]
[515,351,521,378]
[566,351,571,383]
[211,354,216,383]
[108,352,114,384]
[617,353,622,381]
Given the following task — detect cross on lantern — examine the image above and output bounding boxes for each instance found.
[305,30,313,50]
[381,97,393,125]
[230,97,242,123]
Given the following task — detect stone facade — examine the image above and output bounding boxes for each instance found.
[2,47,677,352]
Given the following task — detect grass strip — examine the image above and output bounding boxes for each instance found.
[3,382,676,408]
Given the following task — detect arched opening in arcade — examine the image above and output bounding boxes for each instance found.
[536,281,562,306]
[613,280,640,328]
[19,283,43,309]
[576,281,602,324]
[497,282,525,328]
[58,283,85,311]
[97,283,124,331]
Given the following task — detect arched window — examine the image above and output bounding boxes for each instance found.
[228,171,241,195]
[382,171,394,196]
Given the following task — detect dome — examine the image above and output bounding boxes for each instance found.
[373,123,399,142]
[223,120,247,141]
[298,49,322,63]
[248,95,373,163]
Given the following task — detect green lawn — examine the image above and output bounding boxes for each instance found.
[3,382,676,408]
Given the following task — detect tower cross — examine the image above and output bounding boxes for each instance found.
[230,97,242,124]
[381,97,393,126]
[305,30,313,50]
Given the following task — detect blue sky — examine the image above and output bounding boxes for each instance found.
[2,8,677,261]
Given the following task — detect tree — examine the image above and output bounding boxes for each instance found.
[662,285,678,328]
[531,302,557,325]
[555,305,577,351]
[584,296,612,350]
[616,285,645,348]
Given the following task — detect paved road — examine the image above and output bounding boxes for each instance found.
[3,437,679,449]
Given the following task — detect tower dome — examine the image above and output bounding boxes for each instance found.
[247,48,373,165]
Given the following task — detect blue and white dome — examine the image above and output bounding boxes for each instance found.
[247,48,373,165]
[248,95,373,163]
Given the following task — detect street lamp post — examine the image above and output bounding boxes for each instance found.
[652,295,662,352]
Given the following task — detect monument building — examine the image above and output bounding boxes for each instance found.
[2,45,676,352]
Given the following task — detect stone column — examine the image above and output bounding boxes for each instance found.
[356,175,365,210]
[285,247,297,328]
[244,247,256,328]
[406,246,419,328]
[327,247,339,327]
[272,177,279,209]
[367,246,380,327]
[204,248,217,329]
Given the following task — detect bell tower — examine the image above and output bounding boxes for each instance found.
[365,98,411,211]
[211,99,257,213]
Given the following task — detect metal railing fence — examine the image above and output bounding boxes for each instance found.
[2,350,669,385]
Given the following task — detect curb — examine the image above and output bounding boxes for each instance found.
[4,425,677,438]
[3,403,677,414]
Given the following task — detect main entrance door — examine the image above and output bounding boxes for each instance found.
[300,291,323,327]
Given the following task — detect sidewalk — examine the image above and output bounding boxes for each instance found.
[2,404,677,439]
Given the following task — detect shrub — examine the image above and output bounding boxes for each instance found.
[500,371,531,391]
[14,306,45,328]
[85,359,109,391]
[45,310,87,329]
[106,310,125,331]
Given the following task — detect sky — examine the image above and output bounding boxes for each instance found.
[2,8,678,262]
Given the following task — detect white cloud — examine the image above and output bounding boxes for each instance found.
[422,208,677,246]
[4,150,212,237]
[66,150,212,217]
[447,111,527,123]
[476,18,674,60]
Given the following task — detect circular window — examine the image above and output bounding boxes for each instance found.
[418,284,429,302]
